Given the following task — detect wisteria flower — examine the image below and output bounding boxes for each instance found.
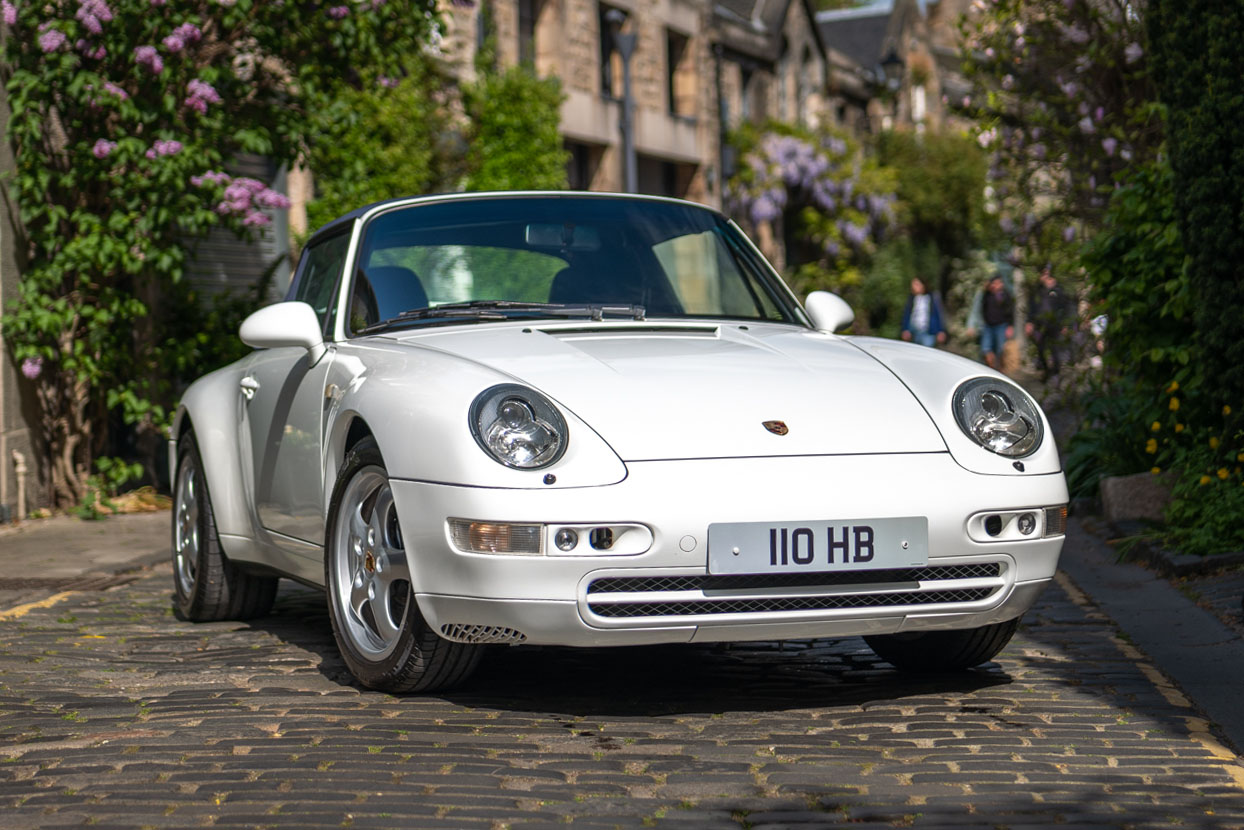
[92,138,117,158]
[134,45,163,73]
[21,357,43,381]
[39,28,67,52]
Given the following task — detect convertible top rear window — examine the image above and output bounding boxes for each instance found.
[346,196,804,333]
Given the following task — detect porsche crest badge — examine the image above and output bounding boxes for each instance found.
[763,420,789,436]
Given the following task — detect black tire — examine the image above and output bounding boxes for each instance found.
[863,618,1020,672]
[324,437,481,693]
[172,429,278,621]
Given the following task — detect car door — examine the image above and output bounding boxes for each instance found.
[242,230,350,548]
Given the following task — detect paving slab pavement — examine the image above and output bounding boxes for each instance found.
[0,511,169,609]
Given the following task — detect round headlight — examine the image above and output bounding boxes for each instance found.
[952,377,1043,458]
[469,384,568,469]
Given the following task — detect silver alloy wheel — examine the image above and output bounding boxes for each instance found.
[173,453,200,596]
[330,466,412,661]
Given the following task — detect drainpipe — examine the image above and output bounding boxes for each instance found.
[11,450,27,522]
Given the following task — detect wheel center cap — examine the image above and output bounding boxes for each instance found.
[364,552,376,573]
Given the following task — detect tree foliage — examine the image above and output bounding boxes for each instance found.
[1,0,435,506]
[958,0,1160,266]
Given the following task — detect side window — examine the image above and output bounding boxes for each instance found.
[292,232,351,330]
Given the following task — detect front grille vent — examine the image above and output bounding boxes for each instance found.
[590,588,995,618]
[439,624,527,645]
[588,563,1001,595]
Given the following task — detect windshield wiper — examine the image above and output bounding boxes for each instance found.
[358,301,646,334]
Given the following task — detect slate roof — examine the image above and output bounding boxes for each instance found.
[816,3,893,71]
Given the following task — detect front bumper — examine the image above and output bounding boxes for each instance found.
[389,453,1067,647]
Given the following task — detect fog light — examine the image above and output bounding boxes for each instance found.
[1017,512,1037,535]
[590,527,614,550]
[448,519,542,554]
[554,528,579,551]
[984,515,1003,537]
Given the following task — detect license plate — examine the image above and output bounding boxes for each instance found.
[708,517,928,575]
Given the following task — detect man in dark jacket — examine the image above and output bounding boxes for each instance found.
[1025,266,1074,380]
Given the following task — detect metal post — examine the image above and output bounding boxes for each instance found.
[606,9,637,194]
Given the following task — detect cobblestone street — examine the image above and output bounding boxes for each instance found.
[2,549,1243,829]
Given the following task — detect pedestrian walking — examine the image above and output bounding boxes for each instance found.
[967,274,1015,371]
[1025,265,1074,381]
[899,277,947,348]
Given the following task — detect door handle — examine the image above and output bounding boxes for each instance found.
[240,376,260,401]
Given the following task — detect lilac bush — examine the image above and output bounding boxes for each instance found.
[1,0,436,505]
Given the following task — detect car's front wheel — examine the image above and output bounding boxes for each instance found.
[325,438,481,692]
[863,618,1020,672]
[172,429,278,621]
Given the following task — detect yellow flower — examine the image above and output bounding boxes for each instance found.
[1151,421,1161,432]
[1175,423,1185,433]
[1170,397,1180,412]
[1200,475,1212,486]
[1145,438,1158,454]
[1167,381,1180,393]
[1238,452,1244,462]
[1210,437,1220,450]
[1218,468,1230,480]
[1151,467,1161,475]
[1225,405,1234,416]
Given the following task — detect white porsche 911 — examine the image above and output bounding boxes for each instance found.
[170,192,1067,692]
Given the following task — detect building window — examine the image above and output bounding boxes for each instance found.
[518,0,538,67]
[667,29,691,117]
[566,141,602,191]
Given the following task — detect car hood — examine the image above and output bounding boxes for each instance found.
[385,322,947,461]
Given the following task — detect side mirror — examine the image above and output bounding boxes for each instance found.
[240,301,325,360]
[804,291,855,333]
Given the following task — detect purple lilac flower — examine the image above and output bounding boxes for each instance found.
[185,78,222,113]
[1061,24,1090,45]
[190,170,230,187]
[75,0,112,35]
[254,189,292,209]
[1125,42,1143,64]
[1102,137,1118,157]
[1078,116,1095,134]
[134,45,163,73]
[173,23,202,43]
[77,40,106,59]
[2,1,15,26]
[92,138,116,158]
[21,357,43,380]
[327,5,348,18]
[39,28,67,52]
[145,139,182,159]
[379,75,399,88]
[150,0,166,4]
[1063,225,1076,243]
[103,81,128,99]
[242,210,271,226]
[163,34,184,51]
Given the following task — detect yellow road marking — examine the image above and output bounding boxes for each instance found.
[0,591,79,621]
[1054,568,1244,792]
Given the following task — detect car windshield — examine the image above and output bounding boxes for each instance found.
[345,196,806,334]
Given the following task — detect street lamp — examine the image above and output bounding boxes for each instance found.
[879,47,904,128]
[605,8,637,194]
